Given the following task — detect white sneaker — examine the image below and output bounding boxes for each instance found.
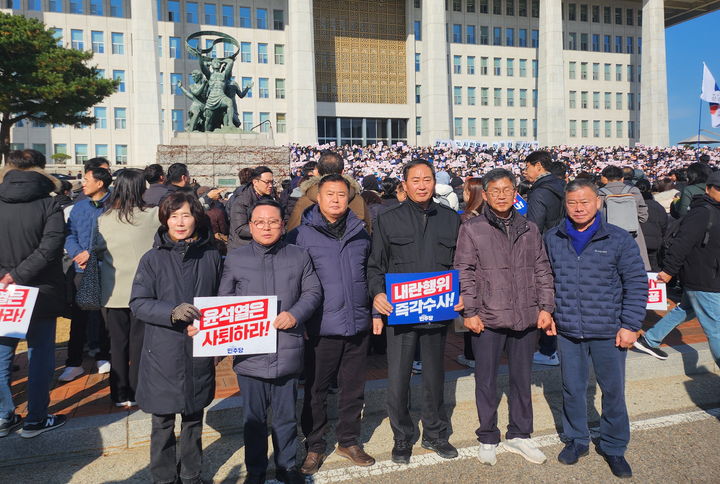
[58,366,85,382]
[502,438,547,464]
[456,355,476,368]
[533,351,560,366]
[412,361,422,374]
[477,443,497,466]
[96,360,111,374]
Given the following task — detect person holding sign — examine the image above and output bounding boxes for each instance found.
[0,149,67,438]
[129,192,223,484]
[454,168,555,466]
[287,174,375,475]
[543,178,647,478]
[367,159,463,465]
[219,199,321,484]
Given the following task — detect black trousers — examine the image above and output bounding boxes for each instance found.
[471,327,536,444]
[537,332,557,357]
[65,272,109,366]
[301,332,369,453]
[386,324,449,442]
[237,374,298,475]
[105,308,145,403]
[150,411,204,484]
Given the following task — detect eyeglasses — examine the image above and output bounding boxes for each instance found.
[256,178,274,185]
[486,188,515,197]
[251,219,282,229]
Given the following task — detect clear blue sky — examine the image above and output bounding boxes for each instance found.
[667,10,720,145]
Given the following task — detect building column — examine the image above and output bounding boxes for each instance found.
[537,0,566,147]
[420,0,450,144]
[287,0,318,144]
[129,0,162,164]
[640,0,669,147]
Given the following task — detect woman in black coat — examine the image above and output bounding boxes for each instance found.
[130,192,223,484]
[637,179,668,272]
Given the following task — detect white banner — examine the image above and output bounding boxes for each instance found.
[192,296,277,357]
[0,285,39,338]
[646,273,668,311]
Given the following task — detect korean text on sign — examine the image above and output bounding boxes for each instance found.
[0,285,39,338]
[385,271,460,325]
[193,296,277,357]
[646,273,668,311]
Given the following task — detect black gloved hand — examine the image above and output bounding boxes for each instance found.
[171,303,201,324]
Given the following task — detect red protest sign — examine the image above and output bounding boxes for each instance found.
[0,285,39,338]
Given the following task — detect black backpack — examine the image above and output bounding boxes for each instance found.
[658,205,717,269]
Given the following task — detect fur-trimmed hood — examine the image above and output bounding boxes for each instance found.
[299,174,362,203]
[0,166,61,203]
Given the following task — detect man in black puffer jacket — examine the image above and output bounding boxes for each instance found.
[0,150,67,438]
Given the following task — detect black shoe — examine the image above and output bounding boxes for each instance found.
[421,438,458,459]
[601,453,633,478]
[557,442,589,465]
[633,335,668,360]
[391,440,412,464]
[0,414,23,437]
[243,473,265,484]
[20,414,67,438]
[275,467,305,484]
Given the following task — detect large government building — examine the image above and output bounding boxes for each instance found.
[3,0,718,165]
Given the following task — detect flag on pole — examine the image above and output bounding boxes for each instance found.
[701,62,720,128]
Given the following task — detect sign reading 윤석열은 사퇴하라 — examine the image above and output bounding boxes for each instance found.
[0,285,39,338]
[192,296,277,357]
[385,271,459,325]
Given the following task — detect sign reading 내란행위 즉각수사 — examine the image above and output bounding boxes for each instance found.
[192,296,277,357]
[385,271,460,325]
[0,285,39,338]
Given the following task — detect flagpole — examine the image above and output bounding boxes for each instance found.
[697,63,704,150]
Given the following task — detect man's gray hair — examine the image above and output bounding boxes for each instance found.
[481,168,516,191]
[565,178,599,195]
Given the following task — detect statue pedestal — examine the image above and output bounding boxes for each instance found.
[157,131,289,188]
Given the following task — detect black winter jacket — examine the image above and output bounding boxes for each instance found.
[130,227,223,415]
[0,168,65,320]
[526,174,565,233]
[640,197,668,251]
[367,199,461,328]
[661,195,720,292]
[227,185,276,250]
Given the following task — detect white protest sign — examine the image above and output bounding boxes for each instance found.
[0,285,39,338]
[192,296,277,357]
[646,273,668,311]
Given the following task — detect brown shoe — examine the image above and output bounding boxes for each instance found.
[335,445,376,467]
[300,451,325,475]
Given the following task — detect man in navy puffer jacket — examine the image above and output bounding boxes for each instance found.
[544,178,647,479]
[287,174,375,475]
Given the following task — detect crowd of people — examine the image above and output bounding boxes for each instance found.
[1,143,719,483]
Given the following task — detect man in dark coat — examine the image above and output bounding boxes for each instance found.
[287,174,374,475]
[368,160,463,464]
[227,166,277,250]
[544,178,647,478]
[0,150,67,438]
[141,163,168,207]
[523,150,566,367]
[220,199,321,484]
[454,169,555,466]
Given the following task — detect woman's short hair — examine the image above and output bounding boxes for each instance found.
[158,191,209,233]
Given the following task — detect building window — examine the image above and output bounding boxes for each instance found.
[580,4,588,21]
[519,118,528,137]
[114,108,127,129]
[615,7,622,24]
[507,118,515,137]
[111,33,124,55]
[75,144,89,164]
[580,33,588,51]
[628,65,635,82]
[414,21,422,41]
[274,44,285,64]
[593,91,600,109]
[169,36,181,58]
[259,112,270,133]
[453,86,462,105]
[616,64,622,81]
[171,109,183,131]
[481,118,489,137]
[626,8,634,25]
[616,121,623,138]
[592,63,599,80]
[467,25,476,44]
[605,92,611,109]
[110,0,123,17]
[506,0,515,15]
[493,27,502,46]
[167,0,180,21]
[158,72,163,94]
[481,87,489,106]
[604,35,611,53]
[113,70,125,92]
[531,29,538,48]
[581,120,588,137]
[493,0,501,15]
[581,91,588,109]
[204,39,217,58]
[416,116,421,136]
[222,5,234,26]
[415,53,421,72]
[605,120,612,137]
[258,78,269,98]
[71,29,84,50]
[507,58,514,76]
[518,0,527,16]
[604,63,611,81]
[519,29,527,47]
[616,92,623,110]
[604,6,611,23]
[569,91,577,109]
[468,118,477,136]
[69,0,83,14]
[506,28,515,46]
[171,73,182,95]
[568,3,577,21]
[454,118,462,137]
[628,120,635,138]
[415,85,421,104]
[243,112,253,129]
[592,5,599,22]
[519,59,527,77]
[467,56,475,74]
[51,28,63,47]
[580,62,588,80]
[239,7,251,27]
[275,79,285,99]
[256,8,268,29]
[494,88,502,107]
[94,107,107,129]
[453,0,462,12]
[54,144,67,156]
[115,145,127,164]
[185,2,198,23]
[569,62,576,80]
[467,87,476,105]
[480,57,488,75]
[241,42,251,62]
[258,43,268,63]
[223,41,234,58]
[507,88,515,107]
[468,0,476,12]
[519,89,527,107]
[532,60,538,78]
[569,120,577,137]
[91,31,104,54]
[493,57,501,76]
[494,118,502,137]
[627,37,634,54]
[273,9,284,30]
[204,3,217,24]
[568,32,577,50]
[453,24,462,43]
[49,0,64,13]
[453,55,462,74]
[480,26,489,45]
[628,93,635,110]
[242,77,253,98]
[276,113,286,133]
[479,0,489,14]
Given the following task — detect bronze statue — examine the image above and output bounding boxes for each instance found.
[183,31,252,132]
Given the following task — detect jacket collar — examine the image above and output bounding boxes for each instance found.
[302,204,366,241]
[154,226,213,257]
[482,204,528,239]
[557,215,611,242]
[405,197,439,215]
[251,238,286,255]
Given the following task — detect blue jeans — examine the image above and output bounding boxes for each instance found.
[0,318,57,423]
[645,290,720,365]
[557,334,630,456]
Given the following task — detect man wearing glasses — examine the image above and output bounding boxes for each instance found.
[454,168,555,466]
[228,166,277,250]
[220,199,322,484]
